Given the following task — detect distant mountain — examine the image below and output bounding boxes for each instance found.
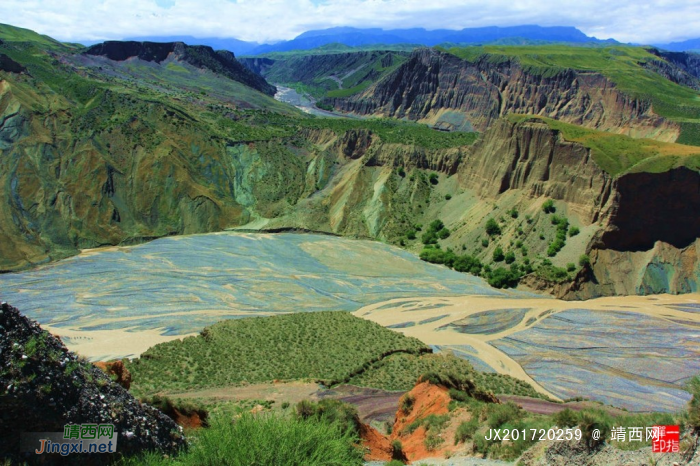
[123,35,259,56]
[654,38,700,53]
[249,25,608,55]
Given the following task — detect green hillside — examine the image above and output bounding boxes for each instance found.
[0,23,70,49]
[508,115,700,176]
[445,45,700,124]
[243,50,409,100]
[127,311,430,394]
[126,312,544,400]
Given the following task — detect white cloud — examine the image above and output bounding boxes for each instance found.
[0,0,698,44]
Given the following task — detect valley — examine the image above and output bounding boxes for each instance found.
[1,17,700,465]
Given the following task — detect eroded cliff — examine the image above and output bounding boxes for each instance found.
[330,48,679,141]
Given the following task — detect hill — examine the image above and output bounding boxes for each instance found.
[328,45,700,144]
[1,22,699,298]
[126,311,545,401]
[85,40,276,96]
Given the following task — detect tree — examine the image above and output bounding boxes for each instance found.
[485,218,501,237]
[504,251,516,264]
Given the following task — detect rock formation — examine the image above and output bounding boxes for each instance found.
[0,302,186,464]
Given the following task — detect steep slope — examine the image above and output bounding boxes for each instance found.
[330,46,700,142]
[0,302,186,463]
[1,24,698,298]
[240,50,408,100]
[85,40,276,96]
[447,117,700,297]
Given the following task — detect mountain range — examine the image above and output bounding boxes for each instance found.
[110,25,700,56]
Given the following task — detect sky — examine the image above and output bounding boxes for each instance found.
[1,0,698,45]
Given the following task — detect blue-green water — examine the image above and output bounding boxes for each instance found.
[0,232,511,335]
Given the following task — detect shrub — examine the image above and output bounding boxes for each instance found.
[453,255,482,275]
[407,230,416,240]
[424,433,444,451]
[487,402,522,429]
[508,208,519,219]
[579,254,591,267]
[504,252,516,264]
[579,411,611,450]
[487,267,521,289]
[421,231,438,245]
[492,247,505,262]
[454,418,480,444]
[569,226,580,237]
[485,218,501,237]
[437,228,451,240]
[554,408,578,428]
[397,167,406,177]
[542,199,556,213]
[445,194,452,200]
[536,264,570,283]
[295,399,361,436]
[423,414,450,432]
[429,173,439,185]
[481,238,489,247]
[400,394,415,415]
[390,440,404,461]
[566,263,576,272]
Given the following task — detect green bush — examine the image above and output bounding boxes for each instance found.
[481,238,489,247]
[504,251,516,264]
[429,173,439,185]
[445,194,452,200]
[566,263,576,272]
[553,408,578,428]
[406,230,416,240]
[454,418,480,444]
[487,402,523,429]
[485,218,501,236]
[487,267,521,289]
[424,433,444,451]
[295,399,361,436]
[579,411,611,450]
[579,254,591,267]
[453,255,483,275]
[400,394,415,415]
[535,264,570,283]
[569,226,580,237]
[508,208,519,219]
[492,247,505,262]
[542,199,556,213]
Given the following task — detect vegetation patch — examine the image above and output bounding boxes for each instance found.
[127,312,429,395]
[507,115,700,176]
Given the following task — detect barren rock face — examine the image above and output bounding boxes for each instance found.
[0,302,186,464]
[331,48,679,141]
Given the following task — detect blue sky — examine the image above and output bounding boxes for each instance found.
[1,0,698,44]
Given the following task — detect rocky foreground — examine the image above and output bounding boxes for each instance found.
[0,302,186,464]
